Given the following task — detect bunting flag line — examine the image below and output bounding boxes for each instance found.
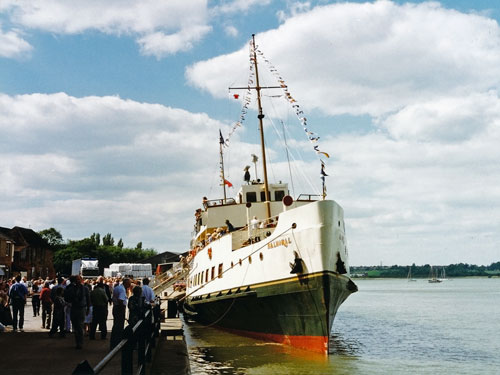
[226,40,256,145]
[224,179,233,188]
[253,42,331,196]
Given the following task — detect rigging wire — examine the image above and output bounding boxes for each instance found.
[263,96,321,197]
[281,120,296,196]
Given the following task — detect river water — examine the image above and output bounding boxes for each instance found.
[183,278,500,374]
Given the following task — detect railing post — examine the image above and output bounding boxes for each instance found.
[137,319,146,375]
[146,310,153,361]
[121,325,134,375]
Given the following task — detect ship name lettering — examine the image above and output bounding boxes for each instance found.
[267,237,292,249]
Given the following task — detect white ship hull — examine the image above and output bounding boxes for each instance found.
[185,199,357,354]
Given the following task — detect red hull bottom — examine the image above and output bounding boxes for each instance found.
[222,327,329,354]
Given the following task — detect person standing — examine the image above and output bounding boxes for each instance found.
[110,277,131,350]
[40,281,53,329]
[31,280,41,317]
[64,275,90,349]
[127,286,145,327]
[89,280,108,340]
[49,287,66,338]
[8,275,28,332]
[141,278,155,306]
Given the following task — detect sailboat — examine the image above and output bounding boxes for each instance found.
[407,266,417,282]
[428,266,442,283]
[183,35,357,355]
[438,267,448,282]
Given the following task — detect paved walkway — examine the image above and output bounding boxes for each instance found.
[0,300,121,374]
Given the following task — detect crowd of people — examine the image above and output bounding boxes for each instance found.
[0,274,156,350]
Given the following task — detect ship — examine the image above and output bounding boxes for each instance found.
[183,35,357,355]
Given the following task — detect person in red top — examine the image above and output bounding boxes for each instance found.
[39,282,52,329]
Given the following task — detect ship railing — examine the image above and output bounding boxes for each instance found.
[230,226,276,250]
[72,299,161,375]
[203,197,237,209]
[152,268,189,296]
[296,194,322,201]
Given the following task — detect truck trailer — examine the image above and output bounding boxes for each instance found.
[72,258,99,279]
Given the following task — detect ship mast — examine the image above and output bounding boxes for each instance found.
[229,35,284,219]
[251,34,271,219]
[219,131,227,203]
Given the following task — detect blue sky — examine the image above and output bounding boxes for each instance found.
[2,0,500,266]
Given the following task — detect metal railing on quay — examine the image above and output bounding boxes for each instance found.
[72,301,161,375]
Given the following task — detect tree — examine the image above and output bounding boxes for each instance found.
[38,228,63,248]
[90,233,101,247]
[136,242,142,250]
[102,233,114,246]
[117,238,124,248]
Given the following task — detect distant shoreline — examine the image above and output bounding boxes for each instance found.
[350,263,500,278]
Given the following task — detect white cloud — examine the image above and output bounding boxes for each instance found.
[380,91,500,143]
[137,25,212,58]
[213,0,272,14]
[277,1,312,22]
[1,0,211,56]
[0,24,32,58]
[224,25,239,37]
[187,1,500,117]
[0,92,231,251]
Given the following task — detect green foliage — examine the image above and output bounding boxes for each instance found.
[90,233,100,247]
[102,233,114,246]
[136,242,142,250]
[38,228,63,249]
[50,231,157,275]
[352,262,500,278]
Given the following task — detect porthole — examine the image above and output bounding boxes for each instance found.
[259,252,263,261]
[248,256,252,264]
[231,261,234,268]
[239,259,242,266]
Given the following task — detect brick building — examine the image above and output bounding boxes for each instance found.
[0,228,15,278]
[0,226,55,279]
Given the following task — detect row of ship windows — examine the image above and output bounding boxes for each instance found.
[188,252,265,288]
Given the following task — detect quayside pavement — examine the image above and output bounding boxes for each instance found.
[1,300,191,375]
[0,301,121,375]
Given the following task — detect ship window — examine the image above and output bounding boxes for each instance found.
[231,261,234,268]
[239,259,242,266]
[246,192,257,202]
[218,263,223,278]
[260,191,270,202]
[206,269,209,282]
[259,252,263,261]
[201,270,204,283]
[275,190,285,201]
[211,266,215,280]
[248,256,252,264]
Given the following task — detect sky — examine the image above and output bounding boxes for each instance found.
[1,0,500,266]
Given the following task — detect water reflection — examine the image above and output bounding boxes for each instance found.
[185,319,361,374]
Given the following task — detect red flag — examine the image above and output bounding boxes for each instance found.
[233,94,239,99]
[224,179,233,188]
